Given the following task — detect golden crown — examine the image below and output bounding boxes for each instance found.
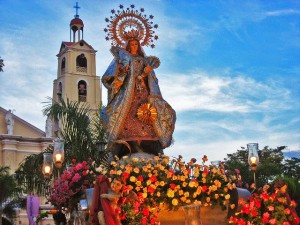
[104,5,159,48]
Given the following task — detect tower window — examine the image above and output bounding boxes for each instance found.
[57,82,62,96]
[76,54,87,73]
[78,80,87,102]
[61,57,66,74]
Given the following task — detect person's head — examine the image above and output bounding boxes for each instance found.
[126,39,144,57]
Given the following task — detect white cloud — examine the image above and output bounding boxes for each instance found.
[158,71,293,113]
[265,9,300,17]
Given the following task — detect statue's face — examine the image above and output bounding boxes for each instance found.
[111,179,123,193]
[129,40,139,54]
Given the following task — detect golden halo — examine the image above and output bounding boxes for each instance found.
[137,103,157,124]
[104,4,159,48]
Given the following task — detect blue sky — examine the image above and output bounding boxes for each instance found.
[1,0,299,161]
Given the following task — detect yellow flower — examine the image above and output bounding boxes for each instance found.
[157,192,161,197]
[147,164,152,169]
[180,197,186,202]
[194,200,201,205]
[230,204,235,209]
[160,165,165,170]
[225,194,230,200]
[136,187,141,191]
[154,156,160,161]
[172,175,178,180]
[180,175,186,181]
[196,187,202,194]
[211,167,217,173]
[211,185,217,191]
[194,172,199,178]
[182,182,188,187]
[146,180,151,186]
[224,187,228,192]
[142,192,148,198]
[110,161,117,167]
[132,157,139,163]
[172,199,179,206]
[109,170,116,175]
[184,192,190,198]
[206,197,210,203]
[214,180,221,188]
[193,193,198,198]
[136,181,141,186]
[116,170,122,175]
[133,167,140,173]
[215,194,219,199]
[186,199,191,204]
[202,177,207,183]
[179,190,184,196]
[130,176,136,182]
[160,181,165,186]
[167,189,175,198]
[120,165,125,169]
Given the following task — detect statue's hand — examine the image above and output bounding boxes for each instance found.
[144,65,152,74]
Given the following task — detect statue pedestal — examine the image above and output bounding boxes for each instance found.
[158,205,227,225]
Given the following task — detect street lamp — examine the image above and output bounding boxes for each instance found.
[53,138,65,169]
[42,153,53,179]
[247,143,259,185]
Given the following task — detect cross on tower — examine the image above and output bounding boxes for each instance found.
[74,2,80,18]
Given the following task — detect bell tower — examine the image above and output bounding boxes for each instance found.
[53,2,101,110]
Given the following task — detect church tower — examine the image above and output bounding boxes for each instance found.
[52,3,101,111]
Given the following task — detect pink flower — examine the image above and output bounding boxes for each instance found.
[72,173,81,182]
[269,218,276,224]
[268,205,274,212]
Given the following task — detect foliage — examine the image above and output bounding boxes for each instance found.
[283,157,300,180]
[108,154,232,224]
[48,160,94,211]
[0,166,22,225]
[0,57,4,72]
[43,97,107,165]
[229,185,300,225]
[15,146,53,195]
[224,146,285,188]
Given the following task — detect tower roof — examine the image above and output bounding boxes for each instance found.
[70,17,84,26]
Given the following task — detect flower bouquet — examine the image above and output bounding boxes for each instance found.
[229,185,300,225]
[108,154,233,224]
[49,160,94,211]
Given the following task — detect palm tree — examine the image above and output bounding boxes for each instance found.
[15,147,53,196]
[43,97,107,165]
[0,166,22,225]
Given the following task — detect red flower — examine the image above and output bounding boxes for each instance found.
[149,176,157,183]
[148,186,155,194]
[202,185,208,192]
[122,172,130,179]
[137,175,144,181]
[170,183,176,190]
[142,208,150,217]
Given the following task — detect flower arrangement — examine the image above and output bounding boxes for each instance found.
[108,154,233,224]
[229,185,300,225]
[49,160,94,210]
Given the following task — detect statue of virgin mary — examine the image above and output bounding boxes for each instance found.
[101,6,176,159]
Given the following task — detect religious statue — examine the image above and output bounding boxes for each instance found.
[5,109,14,135]
[101,5,176,160]
[45,115,52,137]
[90,175,124,225]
